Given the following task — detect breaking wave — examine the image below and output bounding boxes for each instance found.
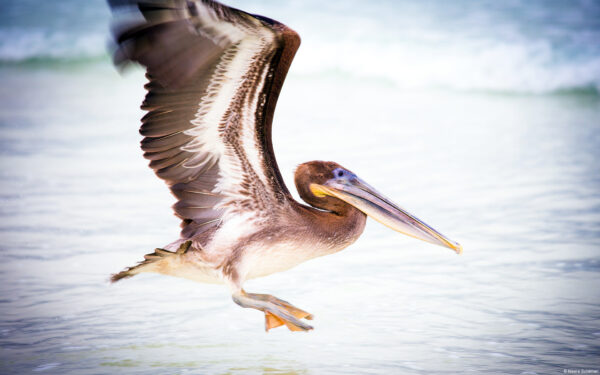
[0,28,108,65]
[2,0,599,95]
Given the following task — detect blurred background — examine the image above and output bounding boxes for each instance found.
[0,0,599,374]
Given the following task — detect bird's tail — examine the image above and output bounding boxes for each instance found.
[110,240,192,283]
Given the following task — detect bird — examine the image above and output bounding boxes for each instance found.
[108,0,462,332]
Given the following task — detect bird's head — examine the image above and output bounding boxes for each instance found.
[295,160,462,254]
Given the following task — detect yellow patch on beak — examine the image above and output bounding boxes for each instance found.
[309,183,329,198]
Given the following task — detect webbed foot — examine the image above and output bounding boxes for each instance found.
[233,290,314,332]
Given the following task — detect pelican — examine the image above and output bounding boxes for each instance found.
[109,0,462,332]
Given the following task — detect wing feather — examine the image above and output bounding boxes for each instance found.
[110,0,300,239]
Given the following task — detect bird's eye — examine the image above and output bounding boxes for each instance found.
[336,170,344,178]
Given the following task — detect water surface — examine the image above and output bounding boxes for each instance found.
[1,1,599,374]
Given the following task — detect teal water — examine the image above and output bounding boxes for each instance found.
[1,1,600,374]
[1,0,599,93]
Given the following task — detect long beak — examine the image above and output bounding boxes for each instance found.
[310,176,462,254]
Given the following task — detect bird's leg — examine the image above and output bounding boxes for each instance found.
[248,292,314,331]
[232,289,314,332]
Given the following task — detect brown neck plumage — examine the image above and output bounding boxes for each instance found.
[292,161,367,248]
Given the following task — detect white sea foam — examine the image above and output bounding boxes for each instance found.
[0,28,106,62]
[1,0,599,94]
[293,36,600,94]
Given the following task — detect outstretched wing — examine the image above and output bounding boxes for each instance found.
[110,0,300,239]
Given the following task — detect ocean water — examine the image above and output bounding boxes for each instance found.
[1,0,599,374]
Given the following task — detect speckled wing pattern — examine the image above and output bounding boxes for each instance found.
[110,0,300,238]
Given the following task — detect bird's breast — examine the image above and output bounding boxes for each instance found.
[240,216,366,280]
[241,238,341,280]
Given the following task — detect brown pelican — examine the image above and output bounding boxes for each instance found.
[109,0,462,332]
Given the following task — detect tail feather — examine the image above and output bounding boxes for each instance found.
[110,241,192,283]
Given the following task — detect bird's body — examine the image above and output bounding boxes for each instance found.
[109,0,461,331]
[113,163,367,287]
